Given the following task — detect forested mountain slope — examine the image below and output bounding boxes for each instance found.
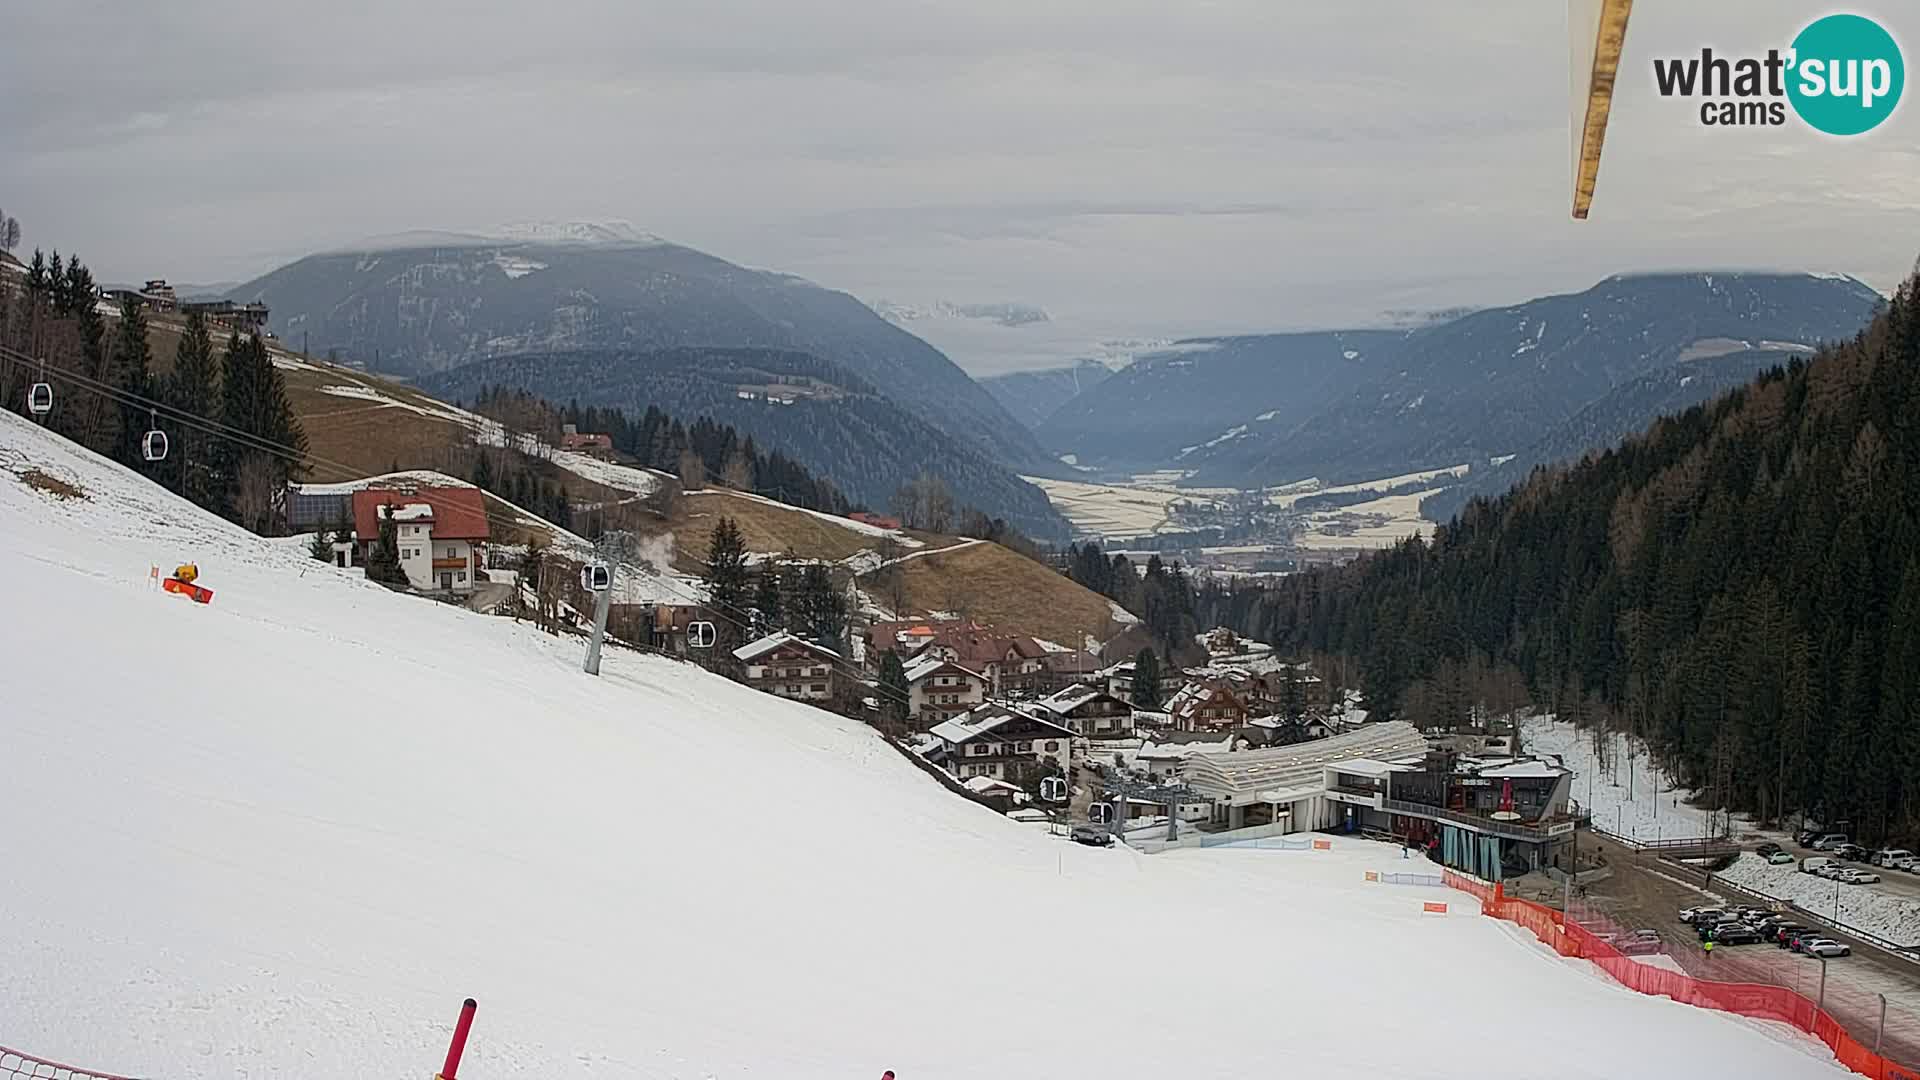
[1187,272,1884,486]
[976,360,1114,433]
[422,347,1068,538]
[1248,272,1920,841]
[1420,346,1812,521]
[229,236,1050,470]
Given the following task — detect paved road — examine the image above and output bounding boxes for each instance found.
[1578,834,1920,1068]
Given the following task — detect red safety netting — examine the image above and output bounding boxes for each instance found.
[1,1046,142,1080]
[1440,873,1920,1080]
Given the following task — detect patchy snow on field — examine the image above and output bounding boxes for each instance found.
[1292,488,1442,550]
[313,383,476,426]
[682,489,923,547]
[1522,715,1731,841]
[0,410,1853,1080]
[291,469,476,496]
[1719,855,1920,946]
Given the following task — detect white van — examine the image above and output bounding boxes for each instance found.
[1873,849,1914,868]
[1801,857,1835,874]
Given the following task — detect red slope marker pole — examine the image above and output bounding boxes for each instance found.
[437,998,477,1080]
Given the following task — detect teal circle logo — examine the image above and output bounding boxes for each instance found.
[1787,14,1904,135]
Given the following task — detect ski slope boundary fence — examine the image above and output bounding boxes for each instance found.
[1441,871,1920,1080]
[1,1045,144,1080]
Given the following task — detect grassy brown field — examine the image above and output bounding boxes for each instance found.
[889,540,1124,649]
[667,489,957,567]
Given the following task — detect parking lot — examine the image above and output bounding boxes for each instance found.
[1779,835,1920,905]
[1572,834,1920,1067]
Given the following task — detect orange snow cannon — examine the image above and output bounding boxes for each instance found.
[163,563,214,604]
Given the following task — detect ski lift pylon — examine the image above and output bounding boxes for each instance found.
[28,382,52,415]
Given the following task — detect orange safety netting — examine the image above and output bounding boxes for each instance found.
[1,1045,142,1080]
[1440,871,1920,1080]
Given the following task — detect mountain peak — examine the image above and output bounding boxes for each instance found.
[494,220,667,248]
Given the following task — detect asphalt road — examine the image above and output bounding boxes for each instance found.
[1579,834,1920,1068]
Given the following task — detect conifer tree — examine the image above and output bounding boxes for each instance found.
[167,310,221,509]
[1131,648,1163,710]
[108,296,154,472]
[878,649,911,733]
[703,516,750,631]
[753,565,784,634]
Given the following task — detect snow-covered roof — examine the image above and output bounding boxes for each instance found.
[732,631,842,663]
[929,703,1073,746]
[903,654,983,685]
[1183,722,1427,802]
[1037,684,1110,713]
[1136,738,1230,762]
[1477,759,1568,780]
[962,775,1024,796]
[389,503,433,522]
[1329,757,1417,778]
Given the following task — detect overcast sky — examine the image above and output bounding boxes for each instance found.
[5,1,1919,374]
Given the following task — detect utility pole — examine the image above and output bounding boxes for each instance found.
[1878,993,1888,1057]
[1817,956,1829,1016]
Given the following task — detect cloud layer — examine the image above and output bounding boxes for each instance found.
[5,1,1917,373]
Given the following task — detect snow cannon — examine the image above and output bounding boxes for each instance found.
[162,562,214,604]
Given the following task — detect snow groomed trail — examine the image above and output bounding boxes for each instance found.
[0,410,1853,1078]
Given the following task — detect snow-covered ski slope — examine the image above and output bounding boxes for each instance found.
[0,411,1846,1079]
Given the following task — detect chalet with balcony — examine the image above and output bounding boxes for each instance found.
[733,632,842,704]
[1165,676,1253,732]
[1033,684,1134,738]
[928,703,1075,783]
[904,654,989,728]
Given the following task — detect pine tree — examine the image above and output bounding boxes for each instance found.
[363,510,408,586]
[797,563,848,651]
[1132,648,1163,710]
[703,516,751,632]
[310,528,335,561]
[878,649,911,733]
[168,310,221,509]
[753,566,785,634]
[108,296,154,472]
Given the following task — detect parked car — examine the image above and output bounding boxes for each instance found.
[1757,841,1783,857]
[1787,931,1822,953]
[1813,834,1851,851]
[1699,917,1744,941]
[1804,939,1853,958]
[1713,926,1763,946]
[1802,857,1835,874]
[1837,843,1868,862]
[1766,923,1808,943]
[1767,851,1796,865]
[1873,848,1914,867]
[1680,906,1725,925]
[1070,824,1114,847]
[1841,869,1882,884]
[1797,829,1822,846]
